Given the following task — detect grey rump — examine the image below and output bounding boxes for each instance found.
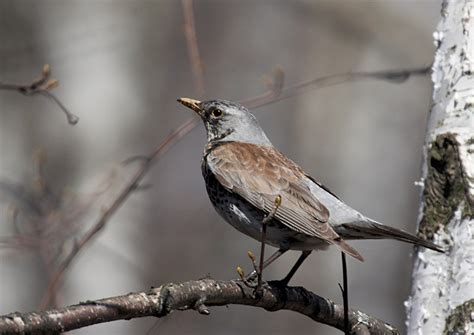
[178,97,443,278]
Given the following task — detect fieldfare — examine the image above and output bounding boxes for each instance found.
[178,97,443,284]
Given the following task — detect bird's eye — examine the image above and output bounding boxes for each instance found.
[210,108,223,118]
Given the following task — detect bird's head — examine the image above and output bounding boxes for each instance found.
[177,98,271,145]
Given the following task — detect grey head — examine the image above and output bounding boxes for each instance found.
[177,98,272,146]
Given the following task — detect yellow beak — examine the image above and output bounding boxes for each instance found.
[177,97,202,115]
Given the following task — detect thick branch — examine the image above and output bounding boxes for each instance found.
[0,279,398,335]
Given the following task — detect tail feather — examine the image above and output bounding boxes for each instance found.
[338,220,445,253]
[332,238,365,262]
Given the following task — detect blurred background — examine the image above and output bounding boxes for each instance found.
[0,1,441,334]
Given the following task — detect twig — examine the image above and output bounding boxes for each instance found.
[1,279,399,335]
[0,65,79,125]
[241,66,431,109]
[182,0,205,96]
[0,151,111,308]
[339,252,350,335]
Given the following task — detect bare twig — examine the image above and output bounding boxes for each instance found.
[241,66,431,109]
[0,152,112,308]
[1,279,399,335]
[182,0,205,96]
[339,252,350,335]
[0,65,79,125]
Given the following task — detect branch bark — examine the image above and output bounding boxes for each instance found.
[406,1,474,334]
[0,279,398,335]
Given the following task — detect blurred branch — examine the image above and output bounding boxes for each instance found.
[182,0,205,96]
[0,65,79,125]
[241,65,431,108]
[39,116,198,309]
[0,150,108,308]
[340,253,350,335]
[2,279,399,335]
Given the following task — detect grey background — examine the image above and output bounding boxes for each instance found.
[0,1,440,334]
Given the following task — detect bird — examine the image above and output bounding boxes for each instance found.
[177,97,444,285]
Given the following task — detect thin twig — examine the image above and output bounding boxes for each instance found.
[341,252,350,335]
[242,66,431,109]
[1,279,400,335]
[182,0,205,96]
[0,65,79,125]
[257,222,268,292]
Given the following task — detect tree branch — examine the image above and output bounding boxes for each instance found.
[1,279,399,335]
[241,66,430,109]
[181,0,205,97]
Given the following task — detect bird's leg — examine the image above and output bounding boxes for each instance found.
[278,250,312,286]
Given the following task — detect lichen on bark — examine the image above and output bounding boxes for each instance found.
[443,299,474,334]
[418,133,473,242]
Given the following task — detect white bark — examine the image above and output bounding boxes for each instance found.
[406,1,474,334]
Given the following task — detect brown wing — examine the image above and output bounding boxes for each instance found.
[206,142,363,261]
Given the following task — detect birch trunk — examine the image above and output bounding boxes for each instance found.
[406,1,474,334]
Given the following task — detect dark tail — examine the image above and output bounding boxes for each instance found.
[337,220,445,253]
